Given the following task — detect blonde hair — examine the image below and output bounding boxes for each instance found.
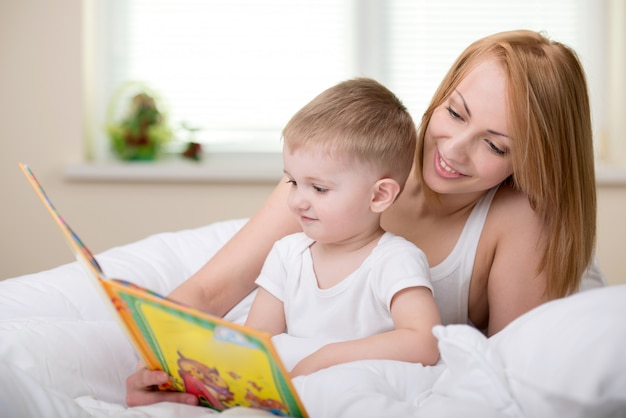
[282,78,417,191]
[416,30,596,298]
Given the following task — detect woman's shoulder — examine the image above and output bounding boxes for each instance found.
[483,183,544,245]
[490,183,539,221]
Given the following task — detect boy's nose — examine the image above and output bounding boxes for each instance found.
[288,190,310,211]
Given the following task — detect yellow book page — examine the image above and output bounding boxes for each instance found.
[115,289,305,416]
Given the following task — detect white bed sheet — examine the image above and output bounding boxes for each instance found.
[1,218,625,418]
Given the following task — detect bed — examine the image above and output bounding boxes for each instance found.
[1,218,625,418]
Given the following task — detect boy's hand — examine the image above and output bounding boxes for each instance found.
[290,348,329,378]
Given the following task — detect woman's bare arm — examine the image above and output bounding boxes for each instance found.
[484,188,549,336]
[168,177,300,316]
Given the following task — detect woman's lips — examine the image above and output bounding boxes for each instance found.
[435,150,464,179]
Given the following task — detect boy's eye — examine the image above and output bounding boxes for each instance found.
[285,179,297,186]
[313,185,328,193]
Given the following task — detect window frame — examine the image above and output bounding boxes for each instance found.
[79,0,622,184]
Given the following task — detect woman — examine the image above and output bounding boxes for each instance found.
[126,30,604,407]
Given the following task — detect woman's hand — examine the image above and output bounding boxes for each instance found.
[125,366,198,407]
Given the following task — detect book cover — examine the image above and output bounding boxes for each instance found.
[19,163,308,417]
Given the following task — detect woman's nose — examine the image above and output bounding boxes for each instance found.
[441,132,473,164]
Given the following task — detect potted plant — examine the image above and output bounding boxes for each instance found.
[106,82,172,161]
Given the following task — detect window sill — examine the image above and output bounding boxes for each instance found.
[65,155,626,186]
[596,164,626,187]
[64,153,283,184]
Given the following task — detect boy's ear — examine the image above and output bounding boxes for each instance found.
[370,178,401,213]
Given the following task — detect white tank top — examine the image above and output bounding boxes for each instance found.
[430,187,606,326]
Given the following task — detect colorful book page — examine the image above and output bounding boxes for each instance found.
[112,287,303,416]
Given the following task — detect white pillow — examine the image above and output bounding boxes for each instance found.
[431,285,626,418]
[0,219,249,412]
[431,325,523,417]
[0,317,137,405]
[0,357,92,418]
[488,285,626,417]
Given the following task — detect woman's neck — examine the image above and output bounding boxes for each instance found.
[421,190,485,219]
[405,173,485,220]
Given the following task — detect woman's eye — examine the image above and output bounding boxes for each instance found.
[487,140,507,156]
[446,106,463,121]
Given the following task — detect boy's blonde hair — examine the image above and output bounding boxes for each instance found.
[416,30,596,298]
[282,78,417,190]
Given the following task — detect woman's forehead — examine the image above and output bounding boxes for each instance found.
[457,59,506,92]
[455,60,511,136]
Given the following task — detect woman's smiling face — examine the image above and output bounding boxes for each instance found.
[422,59,514,196]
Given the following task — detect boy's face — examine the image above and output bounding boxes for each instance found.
[282,145,381,244]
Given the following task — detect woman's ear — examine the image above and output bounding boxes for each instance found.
[370,178,401,213]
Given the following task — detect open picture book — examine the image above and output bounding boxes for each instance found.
[19,163,308,418]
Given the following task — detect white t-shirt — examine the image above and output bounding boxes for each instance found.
[255,231,432,341]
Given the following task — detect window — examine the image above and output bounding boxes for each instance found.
[85,0,609,162]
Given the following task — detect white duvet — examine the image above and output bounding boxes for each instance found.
[1,219,625,418]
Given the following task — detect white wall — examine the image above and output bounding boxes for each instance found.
[1,0,625,286]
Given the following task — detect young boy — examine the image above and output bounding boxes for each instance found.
[245,78,441,377]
